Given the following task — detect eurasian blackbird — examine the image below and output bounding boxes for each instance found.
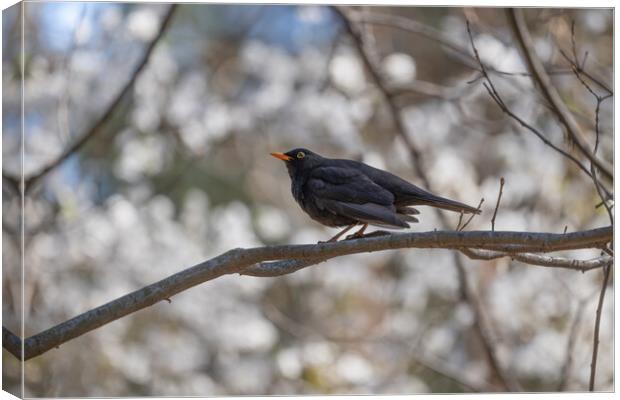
[271,148,480,241]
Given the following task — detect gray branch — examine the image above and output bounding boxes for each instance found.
[2,226,611,361]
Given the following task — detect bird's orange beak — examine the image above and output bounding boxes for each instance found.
[270,152,293,161]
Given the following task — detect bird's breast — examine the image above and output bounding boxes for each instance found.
[291,178,304,204]
[290,178,354,227]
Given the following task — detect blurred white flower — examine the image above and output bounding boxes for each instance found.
[474,33,525,73]
[362,151,386,170]
[329,51,366,94]
[75,19,92,45]
[453,302,474,328]
[115,347,151,384]
[276,347,303,379]
[297,6,327,24]
[423,325,456,356]
[242,41,296,84]
[336,353,374,384]
[534,38,553,63]
[108,195,139,230]
[382,52,416,84]
[221,356,273,394]
[181,189,210,236]
[211,202,261,251]
[168,71,207,125]
[582,9,610,34]
[387,310,420,338]
[217,310,279,353]
[203,102,232,139]
[514,330,566,380]
[70,50,104,78]
[100,6,122,31]
[127,7,159,41]
[256,205,290,240]
[303,341,336,365]
[115,135,169,181]
[132,102,160,132]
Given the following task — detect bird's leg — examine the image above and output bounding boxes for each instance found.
[322,224,357,243]
[346,223,368,240]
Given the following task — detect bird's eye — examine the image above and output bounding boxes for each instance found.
[296,152,305,159]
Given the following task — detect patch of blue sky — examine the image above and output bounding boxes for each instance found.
[247,5,340,53]
[36,2,109,52]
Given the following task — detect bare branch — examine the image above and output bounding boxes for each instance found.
[491,177,505,231]
[506,8,613,182]
[555,24,614,226]
[455,210,465,231]
[2,226,612,361]
[388,77,479,102]
[461,248,611,272]
[6,4,178,193]
[458,198,484,232]
[467,21,597,184]
[589,264,611,391]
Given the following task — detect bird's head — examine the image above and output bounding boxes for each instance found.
[270,148,322,177]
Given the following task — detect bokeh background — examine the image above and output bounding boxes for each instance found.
[2,3,613,396]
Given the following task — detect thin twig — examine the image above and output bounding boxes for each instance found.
[491,177,505,232]
[458,198,484,232]
[556,27,614,225]
[455,211,465,231]
[589,264,611,391]
[506,8,613,182]
[466,21,596,184]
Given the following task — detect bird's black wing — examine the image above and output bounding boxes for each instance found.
[342,160,481,214]
[306,166,409,228]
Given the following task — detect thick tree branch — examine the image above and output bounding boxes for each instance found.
[3,327,21,360]
[5,4,178,193]
[2,227,611,361]
[506,8,613,182]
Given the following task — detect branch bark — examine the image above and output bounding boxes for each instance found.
[2,226,611,361]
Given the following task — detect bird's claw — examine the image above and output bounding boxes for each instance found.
[344,230,391,240]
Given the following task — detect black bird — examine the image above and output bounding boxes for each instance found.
[271,148,480,241]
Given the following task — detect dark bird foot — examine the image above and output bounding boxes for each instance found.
[345,230,391,240]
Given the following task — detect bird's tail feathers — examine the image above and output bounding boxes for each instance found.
[406,195,481,215]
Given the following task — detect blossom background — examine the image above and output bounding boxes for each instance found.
[2,3,613,396]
